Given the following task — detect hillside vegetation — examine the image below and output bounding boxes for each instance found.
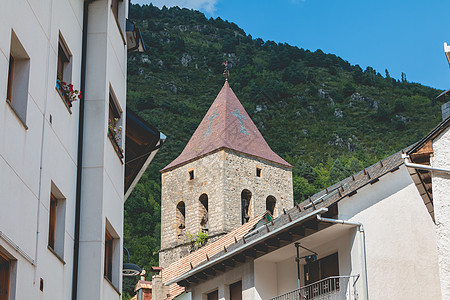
[123,4,442,298]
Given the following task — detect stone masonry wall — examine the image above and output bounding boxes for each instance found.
[431,126,450,299]
[160,149,293,268]
[222,150,294,232]
[160,151,226,268]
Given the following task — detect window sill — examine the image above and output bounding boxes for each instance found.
[6,99,28,130]
[47,245,66,265]
[104,276,121,295]
[55,87,73,114]
[108,131,124,163]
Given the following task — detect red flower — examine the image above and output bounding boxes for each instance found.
[78,94,82,99]
[62,82,67,86]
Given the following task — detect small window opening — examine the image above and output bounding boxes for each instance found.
[7,30,30,125]
[48,183,66,260]
[241,189,252,224]
[199,194,208,231]
[108,88,123,158]
[266,196,277,217]
[56,35,74,108]
[256,167,262,177]
[40,278,44,292]
[189,170,194,180]
[176,202,186,241]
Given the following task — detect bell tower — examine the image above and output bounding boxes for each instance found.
[159,81,293,268]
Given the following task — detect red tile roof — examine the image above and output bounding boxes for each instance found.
[162,81,292,172]
[161,215,264,299]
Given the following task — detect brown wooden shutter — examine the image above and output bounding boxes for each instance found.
[0,252,10,300]
[230,281,242,300]
[48,193,57,250]
[104,230,113,281]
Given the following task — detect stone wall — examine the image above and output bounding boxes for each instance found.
[160,149,293,268]
[432,126,450,299]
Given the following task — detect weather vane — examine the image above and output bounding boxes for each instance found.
[222,60,230,81]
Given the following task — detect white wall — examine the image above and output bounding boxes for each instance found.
[431,126,450,299]
[0,0,127,299]
[339,165,441,300]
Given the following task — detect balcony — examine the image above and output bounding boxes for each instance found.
[270,275,359,300]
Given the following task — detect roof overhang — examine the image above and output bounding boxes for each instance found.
[126,19,145,53]
[125,110,165,200]
[165,207,329,287]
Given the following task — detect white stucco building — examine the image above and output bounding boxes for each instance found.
[0,1,161,299]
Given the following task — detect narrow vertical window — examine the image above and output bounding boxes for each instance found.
[108,88,123,159]
[241,190,252,224]
[176,201,186,241]
[104,229,113,282]
[266,196,277,217]
[55,35,76,108]
[0,251,10,300]
[48,184,66,260]
[199,194,208,231]
[6,30,30,126]
[189,170,194,180]
[256,167,262,177]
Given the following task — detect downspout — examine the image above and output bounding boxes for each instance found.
[72,1,93,299]
[317,215,369,300]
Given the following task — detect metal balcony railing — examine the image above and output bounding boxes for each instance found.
[270,275,360,300]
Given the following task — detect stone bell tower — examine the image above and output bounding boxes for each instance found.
[159,81,293,268]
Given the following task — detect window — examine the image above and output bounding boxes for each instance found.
[56,35,73,108]
[241,190,252,224]
[104,220,120,290]
[108,88,123,159]
[0,251,10,300]
[6,30,30,126]
[105,229,113,281]
[256,167,262,177]
[266,196,276,217]
[199,194,208,231]
[176,202,186,241]
[111,0,121,20]
[230,281,242,300]
[189,170,194,180]
[48,183,66,261]
[207,290,218,300]
[304,252,339,286]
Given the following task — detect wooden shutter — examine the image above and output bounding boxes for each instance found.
[48,193,57,250]
[230,281,242,300]
[104,230,113,281]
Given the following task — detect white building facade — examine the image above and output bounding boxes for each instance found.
[1,0,130,299]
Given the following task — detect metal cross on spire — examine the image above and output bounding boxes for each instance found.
[222,60,230,81]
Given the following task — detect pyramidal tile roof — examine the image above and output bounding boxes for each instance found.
[162,81,292,171]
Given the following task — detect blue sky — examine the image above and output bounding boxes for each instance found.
[132,0,450,90]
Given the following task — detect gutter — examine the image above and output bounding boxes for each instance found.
[402,155,450,174]
[165,207,328,286]
[317,215,369,300]
[72,1,93,299]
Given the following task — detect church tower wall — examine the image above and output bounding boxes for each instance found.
[160,151,226,268]
[222,150,294,232]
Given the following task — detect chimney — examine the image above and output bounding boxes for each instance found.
[134,270,153,300]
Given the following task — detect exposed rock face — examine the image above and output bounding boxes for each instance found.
[334,108,343,118]
[328,134,358,152]
[181,53,192,67]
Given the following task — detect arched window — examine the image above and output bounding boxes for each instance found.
[241,189,252,224]
[266,196,277,217]
[199,194,208,231]
[176,201,186,241]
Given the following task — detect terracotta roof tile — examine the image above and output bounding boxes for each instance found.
[134,280,152,292]
[162,215,264,299]
[162,81,292,172]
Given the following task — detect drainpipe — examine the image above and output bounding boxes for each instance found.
[72,1,93,299]
[402,154,450,173]
[317,215,369,300]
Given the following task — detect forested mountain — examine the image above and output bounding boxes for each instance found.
[123,4,442,298]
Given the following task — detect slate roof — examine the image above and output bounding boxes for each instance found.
[161,215,264,299]
[165,149,407,288]
[161,81,292,172]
